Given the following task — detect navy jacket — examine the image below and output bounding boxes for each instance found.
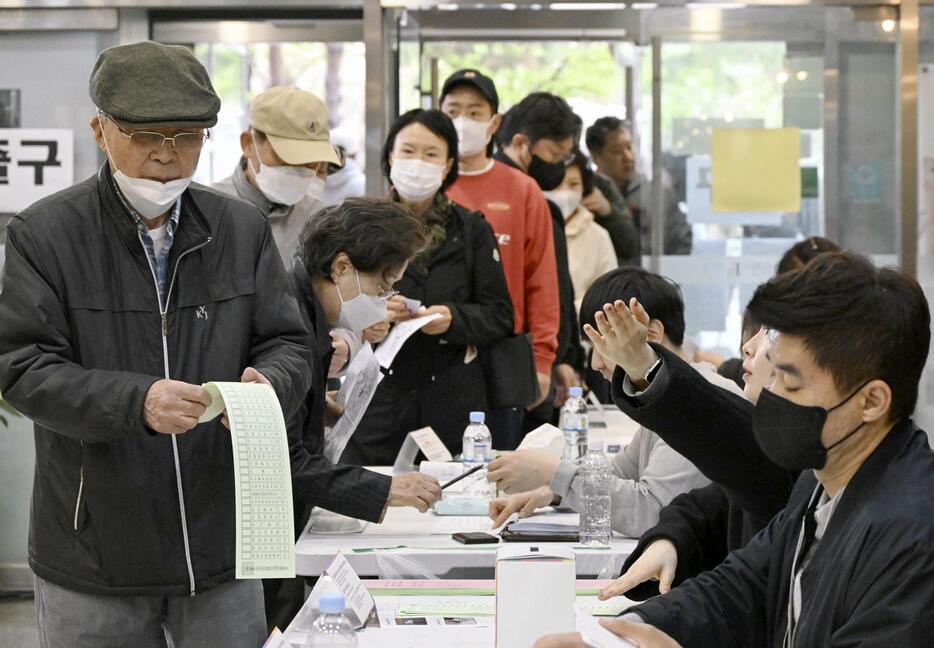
[633,419,934,647]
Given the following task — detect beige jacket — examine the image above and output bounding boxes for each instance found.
[564,206,618,310]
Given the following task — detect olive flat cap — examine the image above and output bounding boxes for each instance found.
[90,41,221,129]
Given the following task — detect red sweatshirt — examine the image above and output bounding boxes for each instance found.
[447,160,559,375]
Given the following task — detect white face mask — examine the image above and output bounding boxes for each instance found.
[250,156,320,206]
[101,123,192,219]
[544,189,584,220]
[335,270,389,334]
[452,116,492,158]
[390,158,444,202]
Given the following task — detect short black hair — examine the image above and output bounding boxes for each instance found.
[579,267,686,347]
[585,116,631,155]
[776,236,841,275]
[741,307,762,346]
[566,150,595,197]
[496,92,579,148]
[747,252,930,423]
[381,109,459,190]
[298,197,429,283]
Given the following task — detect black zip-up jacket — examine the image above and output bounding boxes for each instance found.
[287,262,391,528]
[344,199,514,464]
[0,166,313,597]
[633,420,934,648]
[611,344,797,598]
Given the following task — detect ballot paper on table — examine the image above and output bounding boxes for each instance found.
[374,312,442,369]
[393,426,453,471]
[326,343,382,463]
[198,382,295,579]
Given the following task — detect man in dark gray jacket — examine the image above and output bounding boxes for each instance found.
[0,41,312,648]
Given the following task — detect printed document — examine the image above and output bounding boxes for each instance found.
[200,382,295,579]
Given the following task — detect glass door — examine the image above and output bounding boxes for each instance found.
[152,18,366,186]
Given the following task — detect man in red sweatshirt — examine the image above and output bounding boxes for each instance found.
[441,70,560,449]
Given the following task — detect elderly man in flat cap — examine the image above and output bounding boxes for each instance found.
[0,41,313,647]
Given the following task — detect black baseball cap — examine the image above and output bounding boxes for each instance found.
[440,69,499,113]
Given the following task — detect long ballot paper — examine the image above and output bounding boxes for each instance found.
[374,312,442,369]
[326,343,382,463]
[199,382,295,579]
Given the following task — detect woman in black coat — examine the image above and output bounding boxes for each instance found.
[342,109,514,465]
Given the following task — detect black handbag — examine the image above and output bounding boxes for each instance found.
[459,205,541,409]
[479,333,541,409]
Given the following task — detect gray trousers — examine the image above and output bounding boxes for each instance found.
[35,576,267,648]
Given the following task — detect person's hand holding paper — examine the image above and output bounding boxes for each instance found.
[419,305,452,335]
[387,294,415,323]
[144,379,212,434]
[362,320,390,344]
[218,367,271,429]
[387,472,443,514]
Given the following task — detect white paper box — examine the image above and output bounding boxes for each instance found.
[495,545,576,648]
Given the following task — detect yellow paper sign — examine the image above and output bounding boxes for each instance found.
[711,128,801,213]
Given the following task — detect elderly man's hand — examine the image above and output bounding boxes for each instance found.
[583,298,658,385]
[387,473,443,513]
[486,449,559,494]
[144,379,211,435]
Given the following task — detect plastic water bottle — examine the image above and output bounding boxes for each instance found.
[579,440,612,546]
[560,386,589,462]
[307,594,357,648]
[462,411,492,464]
[461,411,492,498]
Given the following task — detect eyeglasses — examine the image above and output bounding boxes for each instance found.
[105,115,208,153]
[327,146,347,175]
[376,284,399,300]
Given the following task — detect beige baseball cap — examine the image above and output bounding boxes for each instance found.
[249,86,341,166]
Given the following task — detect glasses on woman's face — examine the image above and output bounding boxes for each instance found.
[375,284,399,300]
[106,115,208,154]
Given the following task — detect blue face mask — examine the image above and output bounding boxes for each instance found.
[335,270,388,334]
[752,382,870,471]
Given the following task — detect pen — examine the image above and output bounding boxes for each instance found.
[441,463,487,490]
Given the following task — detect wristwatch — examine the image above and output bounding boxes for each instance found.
[630,356,662,392]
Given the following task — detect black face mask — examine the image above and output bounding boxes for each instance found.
[528,154,566,191]
[752,382,870,471]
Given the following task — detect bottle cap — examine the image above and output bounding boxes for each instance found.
[469,411,485,424]
[569,386,584,398]
[318,593,345,614]
[587,439,605,452]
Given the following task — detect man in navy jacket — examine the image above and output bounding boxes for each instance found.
[537,252,934,648]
